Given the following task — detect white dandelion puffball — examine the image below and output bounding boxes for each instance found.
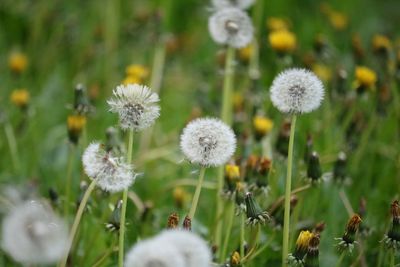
[270,68,324,114]
[180,117,236,167]
[107,84,160,131]
[82,142,135,193]
[1,201,68,265]
[208,7,254,48]
[212,0,255,10]
[125,238,185,267]
[157,230,212,267]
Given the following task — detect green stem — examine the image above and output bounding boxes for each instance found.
[390,249,395,267]
[335,252,345,267]
[138,42,166,155]
[118,129,134,267]
[215,45,236,253]
[188,167,206,219]
[240,212,246,259]
[64,144,75,218]
[91,238,117,267]
[282,114,297,267]
[59,179,97,267]
[220,202,235,262]
[4,122,20,172]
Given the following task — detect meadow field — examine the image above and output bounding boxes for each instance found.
[0,0,400,266]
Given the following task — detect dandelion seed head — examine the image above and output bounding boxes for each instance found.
[82,142,135,193]
[1,201,68,265]
[180,118,236,167]
[157,230,212,267]
[211,0,255,10]
[270,68,324,114]
[107,84,160,131]
[125,238,185,267]
[208,7,254,48]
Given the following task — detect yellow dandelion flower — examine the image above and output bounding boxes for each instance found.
[125,64,149,80]
[238,43,254,62]
[9,52,28,74]
[296,230,313,251]
[225,164,240,181]
[122,75,141,85]
[312,64,332,82]
[173,187,188,208]
[253,116,274,137]
[10,89,30,108]
[67,115,87,133]
[266,17,288,32]
[355,66,377,88]
[230,251,241,266]
[233,92,244,111]
[268,30,296,53]
[329,11,348,30]
[372,34,392,53]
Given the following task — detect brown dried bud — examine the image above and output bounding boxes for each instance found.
[167,212,179,229]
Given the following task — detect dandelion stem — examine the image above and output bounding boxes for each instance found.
[118,129,134,267]
[390,249,395,267]
[188,167,206,219]
[221,201,235,262]
[240,212,246,259]
[335,252,345,267]
[59,179,97,267]
[4,122,20,172]
[215,45,236,253]
[64,143,75,218]
[282,114,297,267]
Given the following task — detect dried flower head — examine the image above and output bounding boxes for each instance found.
[1,201,68,265]
[382,200,400,249]
[208,7,254,48]
[125,238,185,267]
[335,214,362,253]
[180,118,236,167]
[304,234,320,267]
[211,0,255,10]
[157,230,212,267]
[270,68,324,114]
[107,84,160,131]
[82,142,135,193]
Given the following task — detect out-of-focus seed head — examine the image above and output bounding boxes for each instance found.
[211,0,255,10]
[208,7,254,48]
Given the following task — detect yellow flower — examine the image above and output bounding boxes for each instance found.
[238,43,254,62]
[312,64,332,82]
[67,115,87,133]
[233,92,244,111]
[372,34,392,53]
[253,116,273,136]
[268,30,296,53]
[122,75,141,85]
[9,52,28,74]
[355,66,377,88]
[173,187,188,208]
[230,251,241,266]
[329,11,348,30]
[225,164,240,181]
[125,64,149,80]
[10,89,30,108]
[295,230,313,252]
[266,17,289,32]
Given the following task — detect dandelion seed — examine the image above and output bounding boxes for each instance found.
[208,7,254,48]
[180,117,236,167]
[107,84,160,131]
[82,142,135,193]
[157,230,212,267]
[1,201,68,265]
[211,0,255,10]
[125,238,185,267]
[270,68,324,114]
